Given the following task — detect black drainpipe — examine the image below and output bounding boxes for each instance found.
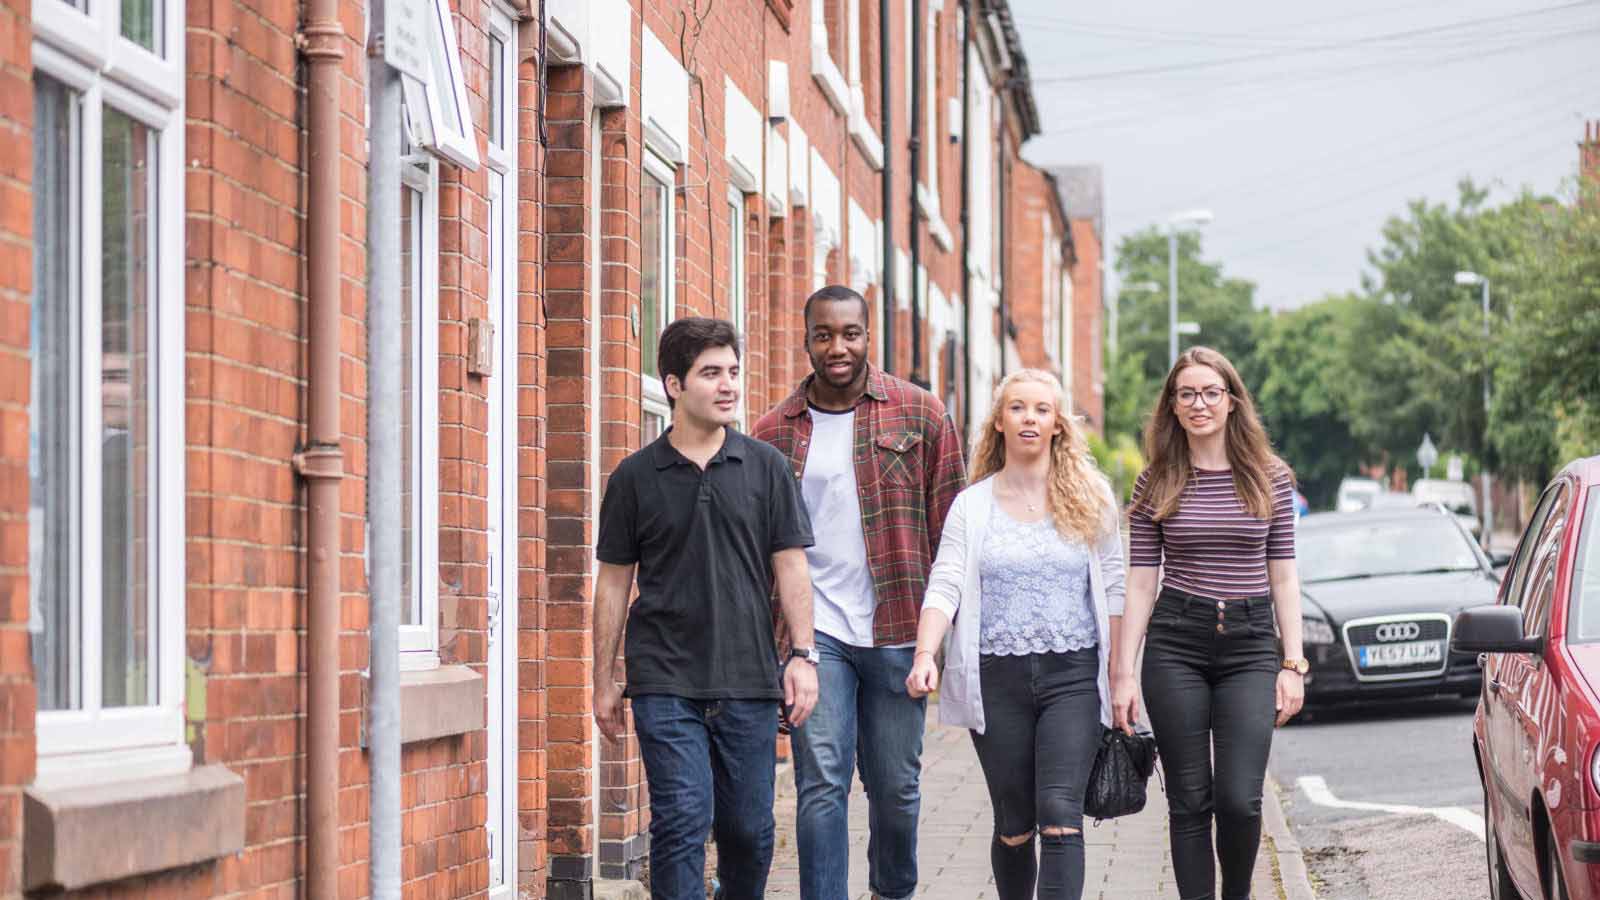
[909,0,925,387]
[958,0,973,435]
[880,0,896,375]
[997,91,1008,378]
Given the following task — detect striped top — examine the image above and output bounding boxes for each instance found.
[1128,467,1296,599]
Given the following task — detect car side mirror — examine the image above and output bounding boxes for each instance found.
[1452,604,1542,656]
[1489,550,1513,569]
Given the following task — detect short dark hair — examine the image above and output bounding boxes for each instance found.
[803,284,870,329]
[658,317,741,409]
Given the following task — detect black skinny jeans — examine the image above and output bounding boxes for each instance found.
[970,648,1102,900]
[1142,589,1279,900]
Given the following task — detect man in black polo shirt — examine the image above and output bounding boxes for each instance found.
[593,317,818,900]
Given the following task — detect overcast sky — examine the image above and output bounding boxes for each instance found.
[1010,0,1600,310]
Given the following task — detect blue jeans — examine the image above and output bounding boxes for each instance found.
[791,632,926,900]
[632,695,779,900]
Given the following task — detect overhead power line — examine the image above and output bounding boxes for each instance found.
[1029,0,1600,84]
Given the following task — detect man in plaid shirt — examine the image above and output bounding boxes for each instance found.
[753,285,965,900]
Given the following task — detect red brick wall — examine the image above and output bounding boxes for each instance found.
[1068,218,1104,431]
[0,0,32,894]
[1007,161,1053,373]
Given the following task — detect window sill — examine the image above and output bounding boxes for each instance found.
[24,764,245,892]
[365,664,486,745]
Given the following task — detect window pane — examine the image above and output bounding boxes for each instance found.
[101,106,156,708]
[641,172,666,378]
[31,75,82,712]
[428,5,462,135]
[643,409,666,445]
[121,0,160,54]
[1572,495,1600,641]
[488,35,504,148]
[400,184,420,627]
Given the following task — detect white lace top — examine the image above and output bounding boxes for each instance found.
[977,504,1098,656]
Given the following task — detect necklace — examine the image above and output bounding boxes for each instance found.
[1003,473,1043,513]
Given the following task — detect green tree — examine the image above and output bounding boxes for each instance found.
[1249,295,1371,508]
[1113,227,1266,389]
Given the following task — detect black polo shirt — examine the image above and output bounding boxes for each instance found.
[596,427,814,699]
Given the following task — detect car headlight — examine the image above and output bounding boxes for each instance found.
[1303,616,1337,646]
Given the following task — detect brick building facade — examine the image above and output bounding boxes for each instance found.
[0,0,1099,897]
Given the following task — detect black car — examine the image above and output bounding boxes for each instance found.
[1296,506,1503,707]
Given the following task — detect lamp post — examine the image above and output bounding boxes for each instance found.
[1114,279,1160,360]
[1455,270,1492,545]
[1168,209,1214,367]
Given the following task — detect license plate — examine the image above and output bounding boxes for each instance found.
[1358,640,1443,668]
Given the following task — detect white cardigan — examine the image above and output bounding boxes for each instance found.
[922,474,1127,734]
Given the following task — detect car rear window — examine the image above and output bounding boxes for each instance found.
[1569,490,1600,642]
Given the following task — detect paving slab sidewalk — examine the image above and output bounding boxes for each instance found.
[763,704,1312,900]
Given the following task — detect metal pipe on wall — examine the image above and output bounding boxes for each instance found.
[909,0,925,386]
[879,0,895,375]
[958,0,973,435]
[997,95,1008,378]
[296,2,345,896]
[365,14,403,899]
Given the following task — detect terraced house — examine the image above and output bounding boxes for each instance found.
[0,0,1099,896]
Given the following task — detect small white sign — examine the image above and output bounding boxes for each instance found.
[1447,454,1464,482]
[382,0,430,83]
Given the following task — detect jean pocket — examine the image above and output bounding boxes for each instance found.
[1245,603,1279,638]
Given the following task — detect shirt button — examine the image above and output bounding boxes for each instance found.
[1217,600,1226,610]
[1216,624,1226,634]
[799,439,808,447]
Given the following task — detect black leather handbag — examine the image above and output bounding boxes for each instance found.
[1084,726,1159,820]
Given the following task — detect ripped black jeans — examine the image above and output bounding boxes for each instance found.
[1143,588,1280,900]
[970,647,1102,900]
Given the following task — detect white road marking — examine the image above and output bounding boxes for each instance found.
[1296,775,1486,842]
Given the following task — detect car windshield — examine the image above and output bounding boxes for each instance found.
[1568,493,1600,642]
[1298,518,1482,583]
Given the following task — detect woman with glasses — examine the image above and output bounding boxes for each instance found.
[1110,347,1305,900]
[905,370,1126,900]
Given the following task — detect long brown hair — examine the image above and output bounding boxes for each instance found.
[971,369,1111,541]
[1136,347,1289,521]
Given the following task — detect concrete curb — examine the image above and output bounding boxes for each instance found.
[1263,774,1317,900]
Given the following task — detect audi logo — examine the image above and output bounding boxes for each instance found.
[1373,622,1422,642]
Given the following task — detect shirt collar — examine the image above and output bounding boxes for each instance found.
[650,426,746,469]
[780,363,890,419]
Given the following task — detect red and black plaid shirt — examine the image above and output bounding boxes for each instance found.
[753,364,967,646]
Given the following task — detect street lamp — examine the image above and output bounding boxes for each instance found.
[1113,280,1160,359]
[1454,270,1492,545]
[1168,209,1214,367]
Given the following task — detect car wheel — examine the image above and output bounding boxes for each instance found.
[1485,786,1519,900]
[1546,829,1570,900]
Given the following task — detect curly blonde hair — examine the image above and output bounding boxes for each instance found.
[970,369,1111,542]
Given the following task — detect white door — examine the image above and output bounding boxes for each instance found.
[484,8,518,896]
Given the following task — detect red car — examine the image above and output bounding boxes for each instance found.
[1457,455,1600,900]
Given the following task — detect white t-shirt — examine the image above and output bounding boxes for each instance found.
[801,406,881,647]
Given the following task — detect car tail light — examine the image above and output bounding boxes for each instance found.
[1591,745,1600,799]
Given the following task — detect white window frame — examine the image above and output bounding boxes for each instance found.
[726,186,748,426]
[641,150,676,436]
[401,0,480,170]
[30,0,187,788]
[399,150,442,668]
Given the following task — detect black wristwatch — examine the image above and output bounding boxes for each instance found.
[789,647,820,665]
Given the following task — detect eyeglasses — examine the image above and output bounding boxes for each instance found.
[1173,387,1230,408]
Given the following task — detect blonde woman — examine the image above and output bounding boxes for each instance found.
[905,370,1126,900]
